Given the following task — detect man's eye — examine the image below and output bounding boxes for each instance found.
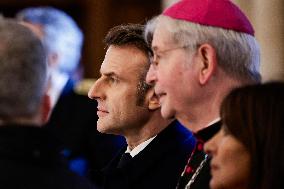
[151,54,160,66]
[153,60,159,66]
[109,77,118,83]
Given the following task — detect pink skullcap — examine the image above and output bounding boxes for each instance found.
[163,0,254,36]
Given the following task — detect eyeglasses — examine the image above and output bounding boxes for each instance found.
[150,45,190,67]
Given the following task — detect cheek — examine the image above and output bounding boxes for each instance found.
[230,151,250,182]
[212,145,250,189]
[158,61,176,78]
[112,92,138,113]
[158,66,179,88]
[220,141,250,170]
[156,68,169,86]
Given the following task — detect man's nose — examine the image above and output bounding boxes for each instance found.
[88,79,105,100]
[146,65,157,85]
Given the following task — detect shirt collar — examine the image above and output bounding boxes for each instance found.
[195,119,221,143]
[126,135,157,157]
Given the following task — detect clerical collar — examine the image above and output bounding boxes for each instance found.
[125,135,157,157]
[195,119,221,143]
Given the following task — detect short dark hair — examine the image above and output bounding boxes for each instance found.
[220,82,284,189]
[104,24,152,106]
[104,24,152,56]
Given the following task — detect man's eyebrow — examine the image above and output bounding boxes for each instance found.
[102,72,120,79]
[103,72,116,77]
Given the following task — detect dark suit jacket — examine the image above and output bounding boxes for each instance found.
[0,125,95,189]
[98,121,195,189]
[45,79,125,176]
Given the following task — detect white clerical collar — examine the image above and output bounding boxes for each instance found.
[126,135,157,157]
[207,117,221,127]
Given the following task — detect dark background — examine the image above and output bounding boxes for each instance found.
[0,0,161,78]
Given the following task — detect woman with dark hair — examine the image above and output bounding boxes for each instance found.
[204,82,284,189]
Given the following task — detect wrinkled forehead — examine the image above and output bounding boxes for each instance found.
[101,45,148,76]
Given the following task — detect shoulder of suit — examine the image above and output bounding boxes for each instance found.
[74,78,97,96]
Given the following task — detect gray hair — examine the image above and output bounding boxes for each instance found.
[0,18,47,119]
[145,15,261,83]
[16,7,83,75]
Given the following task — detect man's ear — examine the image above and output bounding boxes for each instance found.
[41,93,51,123]
[147,89,161,111]
[196,44,217,85]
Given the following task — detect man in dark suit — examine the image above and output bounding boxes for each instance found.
[0,17,94,189]
[88,24,195,189]
[16,7,125,176]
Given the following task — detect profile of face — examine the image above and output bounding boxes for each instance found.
[204,128,251,189]
[88,45,152,135]
[146,22,198,122]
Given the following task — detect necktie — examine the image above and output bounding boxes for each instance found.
[117,152,132,168]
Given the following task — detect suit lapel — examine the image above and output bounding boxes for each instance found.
[121,121,194,184]
[101,120,195,188]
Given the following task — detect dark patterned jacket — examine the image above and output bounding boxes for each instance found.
[176,121,221,189]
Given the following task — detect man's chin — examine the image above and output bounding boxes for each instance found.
[97,121,110,133]
[161,106,175,120]
[97,123,120,135]
[97,127,108,134]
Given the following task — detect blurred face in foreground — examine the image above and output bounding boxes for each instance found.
[204,128,251,189]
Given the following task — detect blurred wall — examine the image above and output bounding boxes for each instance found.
[82,0,161,78]
[234,0,284,81]
[0,0,161,78]
[162,0,284,81]
[162,0,177,8]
